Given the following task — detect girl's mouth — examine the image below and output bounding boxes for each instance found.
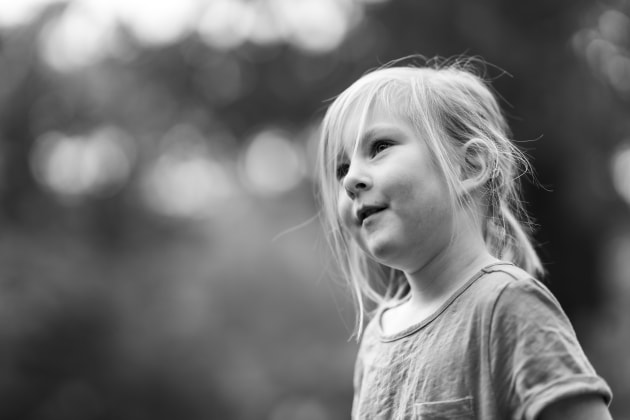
[357,205,387,225]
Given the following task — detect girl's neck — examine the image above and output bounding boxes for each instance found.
[403,221,498,307]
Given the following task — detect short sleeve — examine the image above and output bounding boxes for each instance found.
[488,278,612,420]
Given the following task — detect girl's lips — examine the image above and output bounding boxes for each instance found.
[357,205,387,225]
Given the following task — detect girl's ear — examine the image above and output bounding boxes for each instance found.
[459,138,493,194]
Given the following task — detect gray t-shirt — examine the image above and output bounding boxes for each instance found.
[352,262,612,420]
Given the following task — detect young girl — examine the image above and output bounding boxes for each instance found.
[316,58,612,419]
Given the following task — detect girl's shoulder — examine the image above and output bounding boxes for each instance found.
[474,262,545,294]
[471,262,569,327]
[466,262,562,316]
[478,261,535,284]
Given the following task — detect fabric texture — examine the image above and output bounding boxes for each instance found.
[352,262,612,420]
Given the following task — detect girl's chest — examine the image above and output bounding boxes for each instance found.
[355,323,491,419]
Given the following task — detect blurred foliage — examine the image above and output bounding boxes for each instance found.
[0,0,629,419]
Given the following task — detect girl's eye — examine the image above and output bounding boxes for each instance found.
[370,140,393,157]
[336,162,349,180]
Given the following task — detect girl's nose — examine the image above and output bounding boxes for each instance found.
[343,164,372,199]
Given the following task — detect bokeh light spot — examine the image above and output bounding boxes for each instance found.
[585,38,617,75]
[271,0,352,53]
[0,0,62,28]
[197,0,253,50]
[140,125,236,219]
[606,54,630,94]
[4,0,382,58]
[39,4,114,72]
[142,154,233,219]
[247,3,284,46]
[114,0,199,47]
[611,143,630,206]
[240,128,305,196]
[598,9,630,45]
[30,126,136,200]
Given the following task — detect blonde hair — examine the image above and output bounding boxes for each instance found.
[316,57,544,338]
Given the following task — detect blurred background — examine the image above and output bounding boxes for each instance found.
[0,0,629,419]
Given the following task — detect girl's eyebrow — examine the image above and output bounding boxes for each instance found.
[353,125,401,149]
[338,124,402,162]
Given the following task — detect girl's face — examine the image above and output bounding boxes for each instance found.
[335,105,455,273]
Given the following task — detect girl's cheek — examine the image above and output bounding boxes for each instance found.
[337,196,353,229]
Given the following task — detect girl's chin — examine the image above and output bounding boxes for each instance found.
[364,240,400,265]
